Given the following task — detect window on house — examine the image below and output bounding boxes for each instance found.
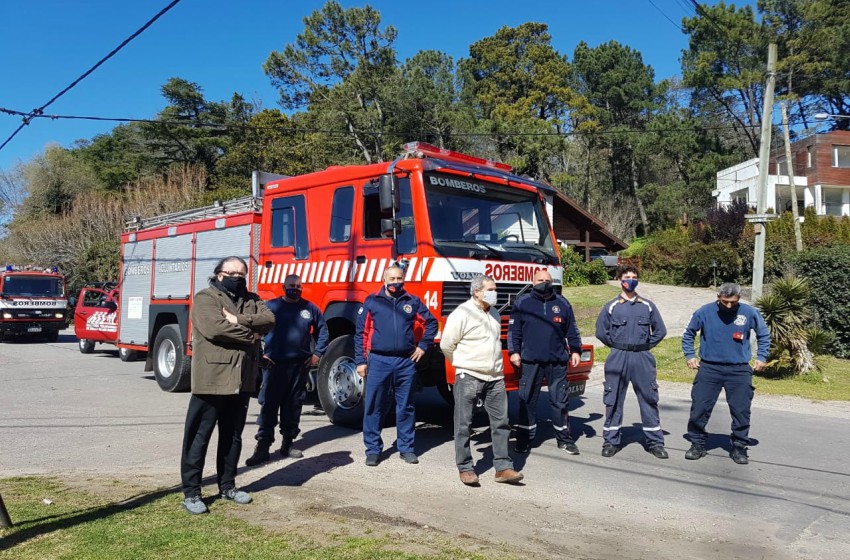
[270,195,309,258]
[807,146,813,168]
[329,186,354,242]
[776,157,788,176]
[833,145,850,168]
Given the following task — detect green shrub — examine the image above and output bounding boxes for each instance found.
[638,226,690,285]
[682,243,742,287]
[560,247,609,287]
[793,246,850,358]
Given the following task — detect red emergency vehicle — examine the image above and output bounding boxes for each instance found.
[72,282,143,361]
[116,142,593,425]
[0,265,68,342]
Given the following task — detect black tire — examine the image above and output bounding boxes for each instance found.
[316,335,364,427]
[78,338,95,354]
[436,379,455,406]
[119,347,139,362]
[45,330,59,343]
[152,324,191,392]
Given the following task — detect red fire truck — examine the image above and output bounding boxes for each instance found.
[72,282,145,361]
[116,142,593,425]
[0,265,69,342]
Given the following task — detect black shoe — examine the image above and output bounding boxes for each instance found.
[730,447,749,465]
[245,440,272,466]
[280,440,303,459]
[649,446,669,459]
[400,452,419,464]
[514,442,530,454]
[685,444,707,460]
[558,441,580,455]
[601,444,620,458]
[365,454,380,467]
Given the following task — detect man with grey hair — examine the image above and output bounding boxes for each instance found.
[440,274,524,486]
[682,282,770,465]
[354,265,437,467]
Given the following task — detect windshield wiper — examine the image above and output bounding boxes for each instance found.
[503,243,558,265]
[436,239,504,260]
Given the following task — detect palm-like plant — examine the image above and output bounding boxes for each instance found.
[755,276,816,374]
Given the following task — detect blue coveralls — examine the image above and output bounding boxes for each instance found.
[354,289,437,457]
[257,297,329,443]
[595,295,667,448]
[682,302,770,450]
[508,291,582,447]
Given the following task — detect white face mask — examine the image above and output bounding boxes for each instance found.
[481,290,498,306]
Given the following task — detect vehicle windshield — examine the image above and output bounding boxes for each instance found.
[1,275,65,297]
[423,172,559,264]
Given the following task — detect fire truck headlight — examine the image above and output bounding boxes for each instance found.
[55,312,65,319]
[2,312,11,319]
[580,350,592,362]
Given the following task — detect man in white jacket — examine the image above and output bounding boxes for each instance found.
[440,274,524,487]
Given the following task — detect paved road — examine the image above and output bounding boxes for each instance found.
[1,330,849,559]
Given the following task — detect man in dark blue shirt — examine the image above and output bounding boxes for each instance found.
[245,274,328,466]
[508,269,582,455]
[682,282,770,465]
[595,265,668,459]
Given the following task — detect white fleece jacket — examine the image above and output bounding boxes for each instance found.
[440,298,503,381]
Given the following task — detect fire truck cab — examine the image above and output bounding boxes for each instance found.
[0,265,68,342]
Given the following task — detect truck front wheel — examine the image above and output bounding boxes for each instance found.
[317,335,364,427]
[119,347,140,362]
[152,324,191,392]
[78,338,95,354]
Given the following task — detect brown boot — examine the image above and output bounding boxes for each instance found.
[459,471,480,486]
[494,469,524,484]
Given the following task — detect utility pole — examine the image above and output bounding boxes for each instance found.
[781,101,804,252]
[751,43,777,302]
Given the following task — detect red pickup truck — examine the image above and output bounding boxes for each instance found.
[72,283,142,361]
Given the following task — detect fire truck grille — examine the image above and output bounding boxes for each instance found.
[440,281,531,317]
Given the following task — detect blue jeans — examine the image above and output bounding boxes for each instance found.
[453,372,514,473]
[362,354,416,456]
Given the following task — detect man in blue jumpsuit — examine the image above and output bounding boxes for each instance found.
[355,265,437,467]
[508,269,582,455]
[595,265,668,458]
[245,274,328,466]
[682,282,770,465]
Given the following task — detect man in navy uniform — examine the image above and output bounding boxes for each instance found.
[508,269,582,455]
[595,265,668,458]
[682,282,770,465]
[245,274,328,466]
[355,265,437,467]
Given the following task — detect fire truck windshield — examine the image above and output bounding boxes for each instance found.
[1,275,64,297]
[424,172,559,265]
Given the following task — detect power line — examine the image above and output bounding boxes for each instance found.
[0,0,182,154]
[0,106,763,138]
[646,0,683,31]
[687,0,728,36]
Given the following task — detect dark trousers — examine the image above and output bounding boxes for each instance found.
[602,349,664,447]
[362,354,416,456]
[255,360,308,443]
[687,362,754,449]
[453,372,513,473]
[180,393,250,498]
[516,362,572,446]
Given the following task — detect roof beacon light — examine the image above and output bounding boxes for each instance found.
[5,265,12,272]
[402,141,513,172]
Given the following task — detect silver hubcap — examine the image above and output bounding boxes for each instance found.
[79,339,87,350]
[328,355,362,410]
[157,339,176,379]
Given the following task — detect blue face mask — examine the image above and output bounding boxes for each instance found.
[386,282,405,297]
[621,278,639,292]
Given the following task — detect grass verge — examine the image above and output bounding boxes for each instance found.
[562,284,620,335]
[594,338,850,401]
[0,477,492,560]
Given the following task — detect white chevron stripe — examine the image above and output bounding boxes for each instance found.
[302,263,312,283]
[294,263,303,278]
[365,259,377,283]
[356,261,367,282]
[313,262,324,283]
[404,257,418,281]
[258,264,266,284]
[375,258,387,281]
[328,260,339,282]
[340,260,351,282]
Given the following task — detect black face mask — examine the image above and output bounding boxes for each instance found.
[717,301,740,314]
[221,276,247,295]
[285,288,302,300]
[532,281,554,296]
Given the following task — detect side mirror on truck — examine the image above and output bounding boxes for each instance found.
[378,174,400,213]
[380,218,400,238]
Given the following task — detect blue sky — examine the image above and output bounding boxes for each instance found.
[0,0,752,172]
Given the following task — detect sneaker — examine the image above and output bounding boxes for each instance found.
[365,454,380,467]
[601,444,620,458]
[558,441,580,455]
[245,440,272,467]
[280,440,304,459]
[182,495,208,515]
[514,442,530,454]
[730,447,749,465]
[220,488,252,505]
[494,469,524,484]
[400,452,419,464]
[649,446,669,459]
[685,444,707,460]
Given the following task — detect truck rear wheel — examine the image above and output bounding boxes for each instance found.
[153,324,190,392]
[78,338,95,354]
[119,347,140,362]
[317,335,364,427]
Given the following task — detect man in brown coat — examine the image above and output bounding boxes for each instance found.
[180,256,274,515]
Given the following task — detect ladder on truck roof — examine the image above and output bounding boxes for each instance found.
[124,195,262,232]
